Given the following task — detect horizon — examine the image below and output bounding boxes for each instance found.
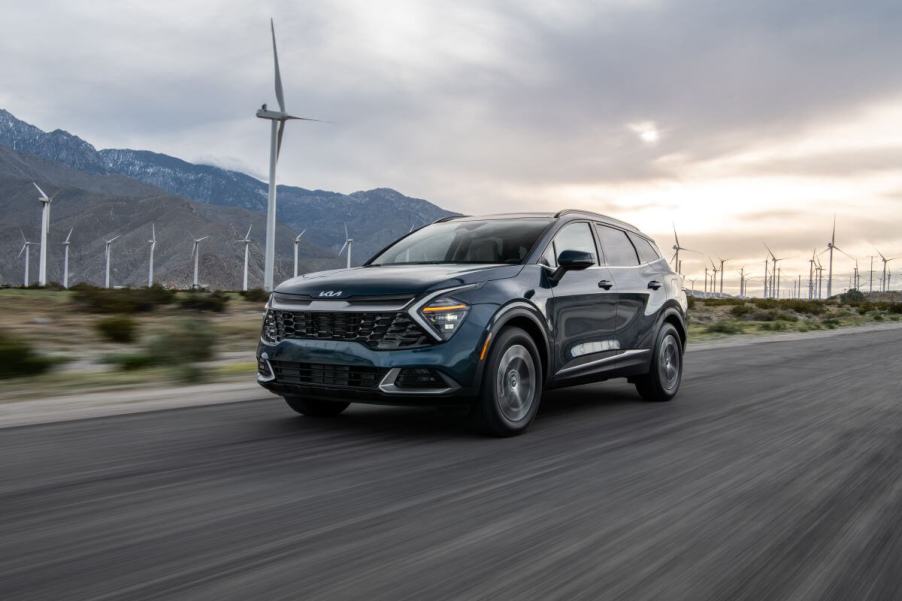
[3,0,902,292]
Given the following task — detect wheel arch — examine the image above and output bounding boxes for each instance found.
[484,303,551,382]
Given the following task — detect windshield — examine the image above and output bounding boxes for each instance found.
[369,218,552,266]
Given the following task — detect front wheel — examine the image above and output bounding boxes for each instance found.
[473,327,543,437]
[283,396,350,417]
[634,323,683,402]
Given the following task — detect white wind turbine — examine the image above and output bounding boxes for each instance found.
[62,228,73,289]
[670,224,696,274]
[190,235,209,289]
[825,217,837,298]
[256,19,322,291]
[17,230,38,287]
[147,224,157,287]
[239,225,253,291]
[338,223,353,269]
[877,251,895,293]
[33,182,59,286]
[104,235,120,289]
[293,229,306,278]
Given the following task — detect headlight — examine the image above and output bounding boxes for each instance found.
[420,298,469,340]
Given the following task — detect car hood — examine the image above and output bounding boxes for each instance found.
[275,264,522,300]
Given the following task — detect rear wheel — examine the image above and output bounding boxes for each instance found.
[283,396,349,417]
[634,323,683,402]
[473,327,543,437]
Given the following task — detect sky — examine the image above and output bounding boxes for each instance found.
[3,0,902,293]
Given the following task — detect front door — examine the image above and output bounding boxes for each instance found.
[544,221,619,376]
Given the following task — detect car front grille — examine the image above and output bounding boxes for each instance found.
[269,360,385,390]
[262,310,432,349]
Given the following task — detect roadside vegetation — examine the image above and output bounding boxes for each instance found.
[688,291,902,340]
[0,287,267,398]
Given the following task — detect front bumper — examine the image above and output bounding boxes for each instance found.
[256,304,495,405]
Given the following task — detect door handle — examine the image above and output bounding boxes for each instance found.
[598,280,613,290]
[647,280,662,290]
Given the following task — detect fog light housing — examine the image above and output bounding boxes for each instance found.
[257,354,275,382]
[396,368,445,389]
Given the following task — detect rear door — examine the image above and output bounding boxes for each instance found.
[594,224,665,350]
[544,222,619,375]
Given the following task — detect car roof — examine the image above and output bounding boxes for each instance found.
[436,210,642,234]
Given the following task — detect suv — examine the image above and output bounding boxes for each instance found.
[257,210,687,436]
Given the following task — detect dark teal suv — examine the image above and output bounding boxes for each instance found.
[257,210,687,436]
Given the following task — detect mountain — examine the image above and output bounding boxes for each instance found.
[0,109,455,263]
[0,146,337,289]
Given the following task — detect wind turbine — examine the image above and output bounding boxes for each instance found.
[256,19,323,292]
[877,251,896,293]
[17,230,38,287]
[671,225,696,275]
[190,235,209,289]
[33,183,59,286]
[764,244,787,299]
[62,228,73,289]
[147,224,157,287]
[338,223,353,270]
[293,229,307,278]
[708,258,719,297]
[104,235,120,289]
[825,217,837,298]
[718,258,729,294]
[239,225,253,291]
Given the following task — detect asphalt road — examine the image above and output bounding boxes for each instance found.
[2,328,902,601]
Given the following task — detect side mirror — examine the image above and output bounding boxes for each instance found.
[549,250,594,283]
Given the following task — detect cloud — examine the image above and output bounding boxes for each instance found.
[2,0,902,285]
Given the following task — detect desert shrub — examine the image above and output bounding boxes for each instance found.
[822,318,840,329]
[752,299,779,310]
[887,303,902,314]
[240,288,270,303]
[71,284,175,313]
[178,290,229,312]
[750,309,777,321]
[781,300,827,315]
[873,313,885,321]
[839,289,866,304]
[703,298,745,307]
[0,330,56,379]
[107,318,217,381]
[94,316,138,343]
[759,321,788,332]
[705,322,744,335]
[775,311,799,322]
[730,304,754,318]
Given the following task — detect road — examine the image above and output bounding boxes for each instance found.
[2,328,902,601]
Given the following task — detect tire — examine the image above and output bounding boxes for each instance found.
[283,396,350,417]
[634,323,683,402]
[473,327,543,437]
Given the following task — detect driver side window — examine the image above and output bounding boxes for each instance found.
[542,222,598,268]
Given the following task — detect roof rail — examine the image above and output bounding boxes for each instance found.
[554,208,596,218]
[433,215,467,223]
[553,208,640,233]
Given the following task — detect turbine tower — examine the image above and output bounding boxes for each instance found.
[256,19,322,291]
[293,229,307,278]
[33,183,58,287]
[718,258,729,294]
[62,228,73,289]
[17,230,38,287]
[764,245,786,299]
[191,235,209,289]
[148,224,157,287]
[104,235,120,289]
[239,225,253,291]
[338,224,353,270]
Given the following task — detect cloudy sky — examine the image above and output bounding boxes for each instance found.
[4,0,902,292]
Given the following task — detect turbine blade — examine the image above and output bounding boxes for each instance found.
[245,224,253,239]
[344,222,349,240]
[17,244,26,258]
[338,240,348,256]
[65,227,73,243]
[672,222,680,247]
[151,223,156,242]
[276,120,285,159]
[271,19,285,113]
[32,182,49,200]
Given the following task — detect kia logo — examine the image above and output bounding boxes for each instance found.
[318,290,343,297]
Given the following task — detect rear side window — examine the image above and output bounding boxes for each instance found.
[627,232,660,264]
[595,224,639,266]
[545,222,598,267]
